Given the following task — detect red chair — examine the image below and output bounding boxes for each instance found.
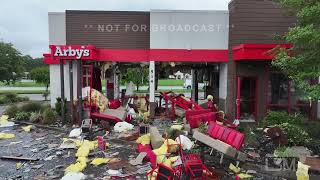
[184,155,209,180]
[147,163,182,180]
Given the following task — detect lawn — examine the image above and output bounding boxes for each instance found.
[158,79,183,86]
[0,81,45,87]
[0,90,47,94]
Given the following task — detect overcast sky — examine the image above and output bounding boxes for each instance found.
[0,0,231,58]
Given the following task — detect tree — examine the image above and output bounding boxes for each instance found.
[123,67,149,91]
[0,42,25,84]
[272,0,320,99]
[24,56,44,72]
[30,66,50,100]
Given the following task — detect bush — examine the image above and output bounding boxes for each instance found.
[278,123,312,146]
[166,128,184,140]
[0,96,9,104]
[4,92,18,101]
[198,122,208,134]
[260,111,304,127]
[55,97,67,116]
[30,112,43,123]
[0,93,29,105]
[4,105,19,118]
[302,122,320,139]
[42,108,57,124]
[40,104,51,113]
[274,146,299,157]
[20,102,42,112]
[15,111,30,121]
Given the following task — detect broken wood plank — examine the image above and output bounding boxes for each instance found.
[10,120,67,132]
[0,156,39,161]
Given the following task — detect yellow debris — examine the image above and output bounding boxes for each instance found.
[165,139,179,153]
[90,158,110,166]
[65,160,87,174]
[0,115,9,125]
[237,173,253,179]
[170,125,183,130]
[22,125,33,132]
[163,156,179,168]
[153,139,179,164]
[16,162,22,169]
[229,163,241,174]
[296,161,310,180]
[64,138,99,174]
[136,133,151,145]
[0,133,15,139]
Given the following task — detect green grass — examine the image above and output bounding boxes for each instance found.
[0,81,45,87]
[135,89,204,93]
[158,79,183,86]
[0,90,47,94]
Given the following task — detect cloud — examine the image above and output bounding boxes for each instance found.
[0,0,231,58]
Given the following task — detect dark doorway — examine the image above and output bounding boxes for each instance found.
[236,76,258,120]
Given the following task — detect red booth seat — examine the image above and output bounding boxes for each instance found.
[207,121,244,150]
[187,112,217,129]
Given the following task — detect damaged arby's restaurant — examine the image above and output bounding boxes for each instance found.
[44,0,319,124]
[36,0,320,179]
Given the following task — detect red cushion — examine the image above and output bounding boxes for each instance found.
[216,126,226,139]
[226,130,237,145]
[137,144,152,153]
[211,124,222,139]
[186,109,211,122]
[220,128,232,142]
[207,121,216,135]
[231,132,245,150]
[188,116,202,129]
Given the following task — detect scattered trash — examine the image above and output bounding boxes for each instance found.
[170,124,183,130]
[5,141,23,146]
[114,122,134,133]
[90,158,110,166]
[44,155,55,161]
[32,164,44,169]
[56,151,63,156]
[61,172,86,180]
[22,125,33,132]
[136,133,151,145]
[229,163,241,174]
[59,140,77,149]
[106,169,121,176]
[149,126,164,149]
[236,173,253,179]
[69,128,82,138]
[97,136,106,150]
[129,152,147,165]
[175,135,193,150]
[16,162,22,169]
[31,148,38,153]
[0,115,15,127]
[47,143,59,149]
[0,132,15,139]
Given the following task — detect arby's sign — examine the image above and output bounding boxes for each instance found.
[49,45,96,60]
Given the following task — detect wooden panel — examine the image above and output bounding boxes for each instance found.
[66,10,150,49]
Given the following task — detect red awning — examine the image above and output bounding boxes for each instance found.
[232,44,292,61]
[43,45,229,64]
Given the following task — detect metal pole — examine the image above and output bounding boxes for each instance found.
[77,60,83,125]
[149,61,156,118]
[60,59,65,123]
[69,61,74,124]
